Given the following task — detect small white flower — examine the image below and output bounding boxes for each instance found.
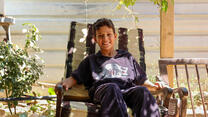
[30,42,34,47]
[35,27,39,33]
[34,54,40,59]
[22,29,28,33]
[14,44,20,50]
[39,50,44,53]
[35,35,39,41]
[40,58,45,64]
[0,69,4,76]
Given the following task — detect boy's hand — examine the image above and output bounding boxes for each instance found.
[55,77,77,94]
[154,81,170,90]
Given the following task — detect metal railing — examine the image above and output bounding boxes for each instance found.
[159,58,208,117]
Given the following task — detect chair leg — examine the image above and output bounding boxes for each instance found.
[56,89,63,117]
[61,101,71,117]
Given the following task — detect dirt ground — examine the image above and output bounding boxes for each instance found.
[0,83,56,117]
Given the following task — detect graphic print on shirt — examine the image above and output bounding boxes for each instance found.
[98,63,129,79]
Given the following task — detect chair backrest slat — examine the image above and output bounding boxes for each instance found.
[138,28,146,72]
[118,27,146,72]
[118,27,128,51]
[86,24,96,56]
[65,21,77,78]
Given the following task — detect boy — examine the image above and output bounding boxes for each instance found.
[56,18,162,117]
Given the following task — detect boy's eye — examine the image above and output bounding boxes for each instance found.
[98,35,103,39]
[107,34,112,37]
[97,34,113,39]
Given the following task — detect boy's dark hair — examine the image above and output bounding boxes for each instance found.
[93,18,115,37]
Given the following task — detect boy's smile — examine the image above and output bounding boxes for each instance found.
[95,26,117,57]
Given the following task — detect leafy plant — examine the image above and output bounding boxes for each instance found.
[117,0,173,12]
[43,100,55,117]
[118,0,137,8]
[116,0,174,22]
[30,103,43,114]
[0,23,44,115]
[28,88,56,116]
[42,88,56,117]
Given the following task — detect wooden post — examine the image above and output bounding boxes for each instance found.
[160,0,174,87]
[0,0,4,16]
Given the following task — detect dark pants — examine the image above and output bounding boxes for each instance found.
[90,83,160,117]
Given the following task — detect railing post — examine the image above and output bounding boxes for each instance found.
[0,0,4,16]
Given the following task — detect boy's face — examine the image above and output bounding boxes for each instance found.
[94,26,117,53]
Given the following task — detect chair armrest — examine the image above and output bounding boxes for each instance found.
[173,87,188,98]
[151,87,188,117]
[56,84,90,102]
[57,84,64,92]
[150,87,173,108]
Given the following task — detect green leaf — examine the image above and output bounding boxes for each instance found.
[48,88,56,95]
[161,0,168,12]
[134,16,139,23]
[119,0,124,5]
[30,105,38,113]
[116,4,122,10]
[13,100,18,106]
[122,0,136,7]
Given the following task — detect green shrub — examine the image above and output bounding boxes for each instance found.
[0,23,44,115]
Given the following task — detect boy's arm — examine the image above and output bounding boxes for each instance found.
[142,79,158,91]
[142,79,169,91]
[55,76,77,94]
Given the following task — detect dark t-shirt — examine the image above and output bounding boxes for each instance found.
[71,49,147,90]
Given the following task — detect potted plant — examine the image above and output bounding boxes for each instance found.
[0,23,44,115]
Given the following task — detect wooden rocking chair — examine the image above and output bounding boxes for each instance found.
[55,21,188,117]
